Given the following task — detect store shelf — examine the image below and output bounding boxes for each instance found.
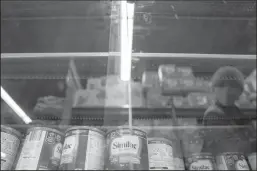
[71,107,257,120]
[33,107,257,120]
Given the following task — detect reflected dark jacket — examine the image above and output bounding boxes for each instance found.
[202,101,254,155]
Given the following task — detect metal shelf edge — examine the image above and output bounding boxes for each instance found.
[71,107,257,119]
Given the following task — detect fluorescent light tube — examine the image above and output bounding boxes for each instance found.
[1,152,6,158]
[1,87,32,124]
[120,1,135,81]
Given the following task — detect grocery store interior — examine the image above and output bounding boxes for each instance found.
[1,0,256,170]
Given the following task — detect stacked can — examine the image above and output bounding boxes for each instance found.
[1,125,22,170]
[148,137,185,170]
[248,152,256,170]
[59,126,105,170]
[15,127,64,170]
[216,152,250,170]
[105,127,149,170]
[186,153,216,170]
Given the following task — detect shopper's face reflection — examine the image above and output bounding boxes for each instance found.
[215,87,242,106]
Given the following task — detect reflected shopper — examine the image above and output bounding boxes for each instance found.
[202,66,253,154]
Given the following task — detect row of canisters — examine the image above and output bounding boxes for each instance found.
[1,125,256,170]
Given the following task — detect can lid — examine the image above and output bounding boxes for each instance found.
[106,126,146,135]
[148,137,173,144]
[185,153,213,160]
[248,152,257,156]
[27,126,64,136]
[190,152,213,157]
[1,125,22,138]
[66,126,105,135]
[218,152,244,156]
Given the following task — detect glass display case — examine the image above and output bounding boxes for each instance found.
[1,1,256,170]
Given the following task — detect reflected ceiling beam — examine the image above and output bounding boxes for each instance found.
[1,16,111,21]
[1,53,256,59]
[1,86,32,124]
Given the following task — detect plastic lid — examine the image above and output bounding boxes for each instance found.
[148,137,173,144]
[27,126,64,136]
[1,125,22,138]
[106,126,147,135]
[66,126,105,135]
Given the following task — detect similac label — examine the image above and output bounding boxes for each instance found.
[110,135,140,164]
[60,135,77,164]
[51,143,63,165]
[60,129,105,170]
[1,132,20,170]
[106,128,149,170]
[111,136,139,155]
[189,159,213,170]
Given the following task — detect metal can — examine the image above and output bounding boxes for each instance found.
[15,127,64,170]
[1,125,21,170]
[13,137,25,170]
[252,120,256,130]
[186,153,216,170]
[216,152,250,170]
[248,152,256,170]
[106,127,149,170]
[148,137,184,170]
[59,126,105,170]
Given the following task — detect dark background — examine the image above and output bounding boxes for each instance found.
[1,1,256,53]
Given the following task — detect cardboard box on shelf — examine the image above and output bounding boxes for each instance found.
[74,75,145,108]
[145,87,170,108]
[188,93,209,108]
[142,71,160,89]
[73,89,105,107]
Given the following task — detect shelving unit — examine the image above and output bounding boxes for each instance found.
[2,52,256,125]
[1,1,256,170]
